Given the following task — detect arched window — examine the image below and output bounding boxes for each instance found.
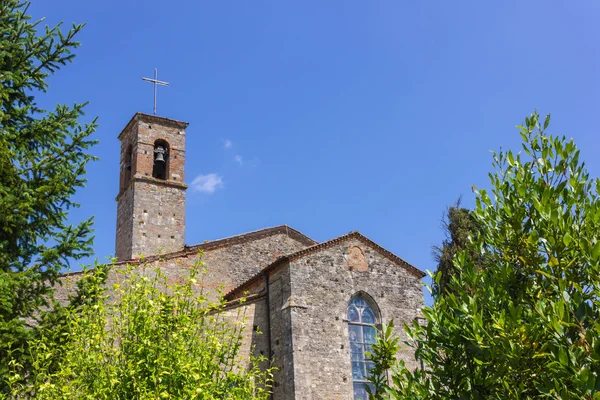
[152,139,169,180]
[124,145,133,183]
[348,294,379,400]
[120,144,133,191]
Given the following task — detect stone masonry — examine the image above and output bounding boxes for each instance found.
[115,113,188,260]
[56,226,315,305]
[225,232,424,399]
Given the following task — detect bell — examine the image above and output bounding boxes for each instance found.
[154,146,166,163]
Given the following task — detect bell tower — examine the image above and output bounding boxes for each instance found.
[115,113,189,261]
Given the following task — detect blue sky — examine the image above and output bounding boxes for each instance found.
[29,1,599,305]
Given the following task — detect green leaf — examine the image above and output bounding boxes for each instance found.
[507,151,515,166]
[535,270,553,279]
[558,348,569,367]
[528,230,540,247]
[563,233,573,247]
[592,241,600,261]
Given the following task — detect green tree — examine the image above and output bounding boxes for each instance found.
[0,0,97,391]
[8,259,273,399]
[371,112,600,399]
[431,200,482,297]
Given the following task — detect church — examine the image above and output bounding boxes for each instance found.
[60,112,425,400]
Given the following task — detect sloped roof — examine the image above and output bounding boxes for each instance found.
[60,225,317,277]
[224,231,425,300]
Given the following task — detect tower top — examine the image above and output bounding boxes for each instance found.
[118,112,189,139]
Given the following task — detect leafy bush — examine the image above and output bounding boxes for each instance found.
[8,258,273,399]
[370,112,600,399]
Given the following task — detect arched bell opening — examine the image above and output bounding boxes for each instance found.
[125,144,133,181]
[152,139,169,180]
[120,144,133,191]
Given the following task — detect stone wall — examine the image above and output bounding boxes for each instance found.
[128,178,186,258]
[57,231,310,306]
[115,184,134,261]
[200,232,307,292]
[285,238,423,400]
[55,228,425,400]
[221,297,270,373]
[265,262,296,399]
[139,231,308,299]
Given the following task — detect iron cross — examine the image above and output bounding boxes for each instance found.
[142,68,169,115]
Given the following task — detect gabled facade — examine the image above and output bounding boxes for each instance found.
[224,232,424,400]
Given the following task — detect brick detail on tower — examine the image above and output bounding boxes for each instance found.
[115,113,189,261]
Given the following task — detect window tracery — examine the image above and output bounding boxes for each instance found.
[348,294,379,400]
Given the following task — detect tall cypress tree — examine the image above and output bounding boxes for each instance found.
[0,0,97,391]
[432,200,482,297]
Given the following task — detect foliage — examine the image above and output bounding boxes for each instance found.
[371,112,600,399]
[367,322,429,400]
[431,200,482,297]
[366,321,401,399]
[8,258,273,399]
[0,0,98,390]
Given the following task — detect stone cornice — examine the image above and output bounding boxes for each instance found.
[118,112,189,140]
[115,174,187,201]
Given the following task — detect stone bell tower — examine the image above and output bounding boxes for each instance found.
[115,113,188,261]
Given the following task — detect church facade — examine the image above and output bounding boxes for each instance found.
[59,112,425,400]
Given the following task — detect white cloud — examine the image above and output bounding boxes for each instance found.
[224,139,233,149]
[191,173,224,194]
[235,154,243,165]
